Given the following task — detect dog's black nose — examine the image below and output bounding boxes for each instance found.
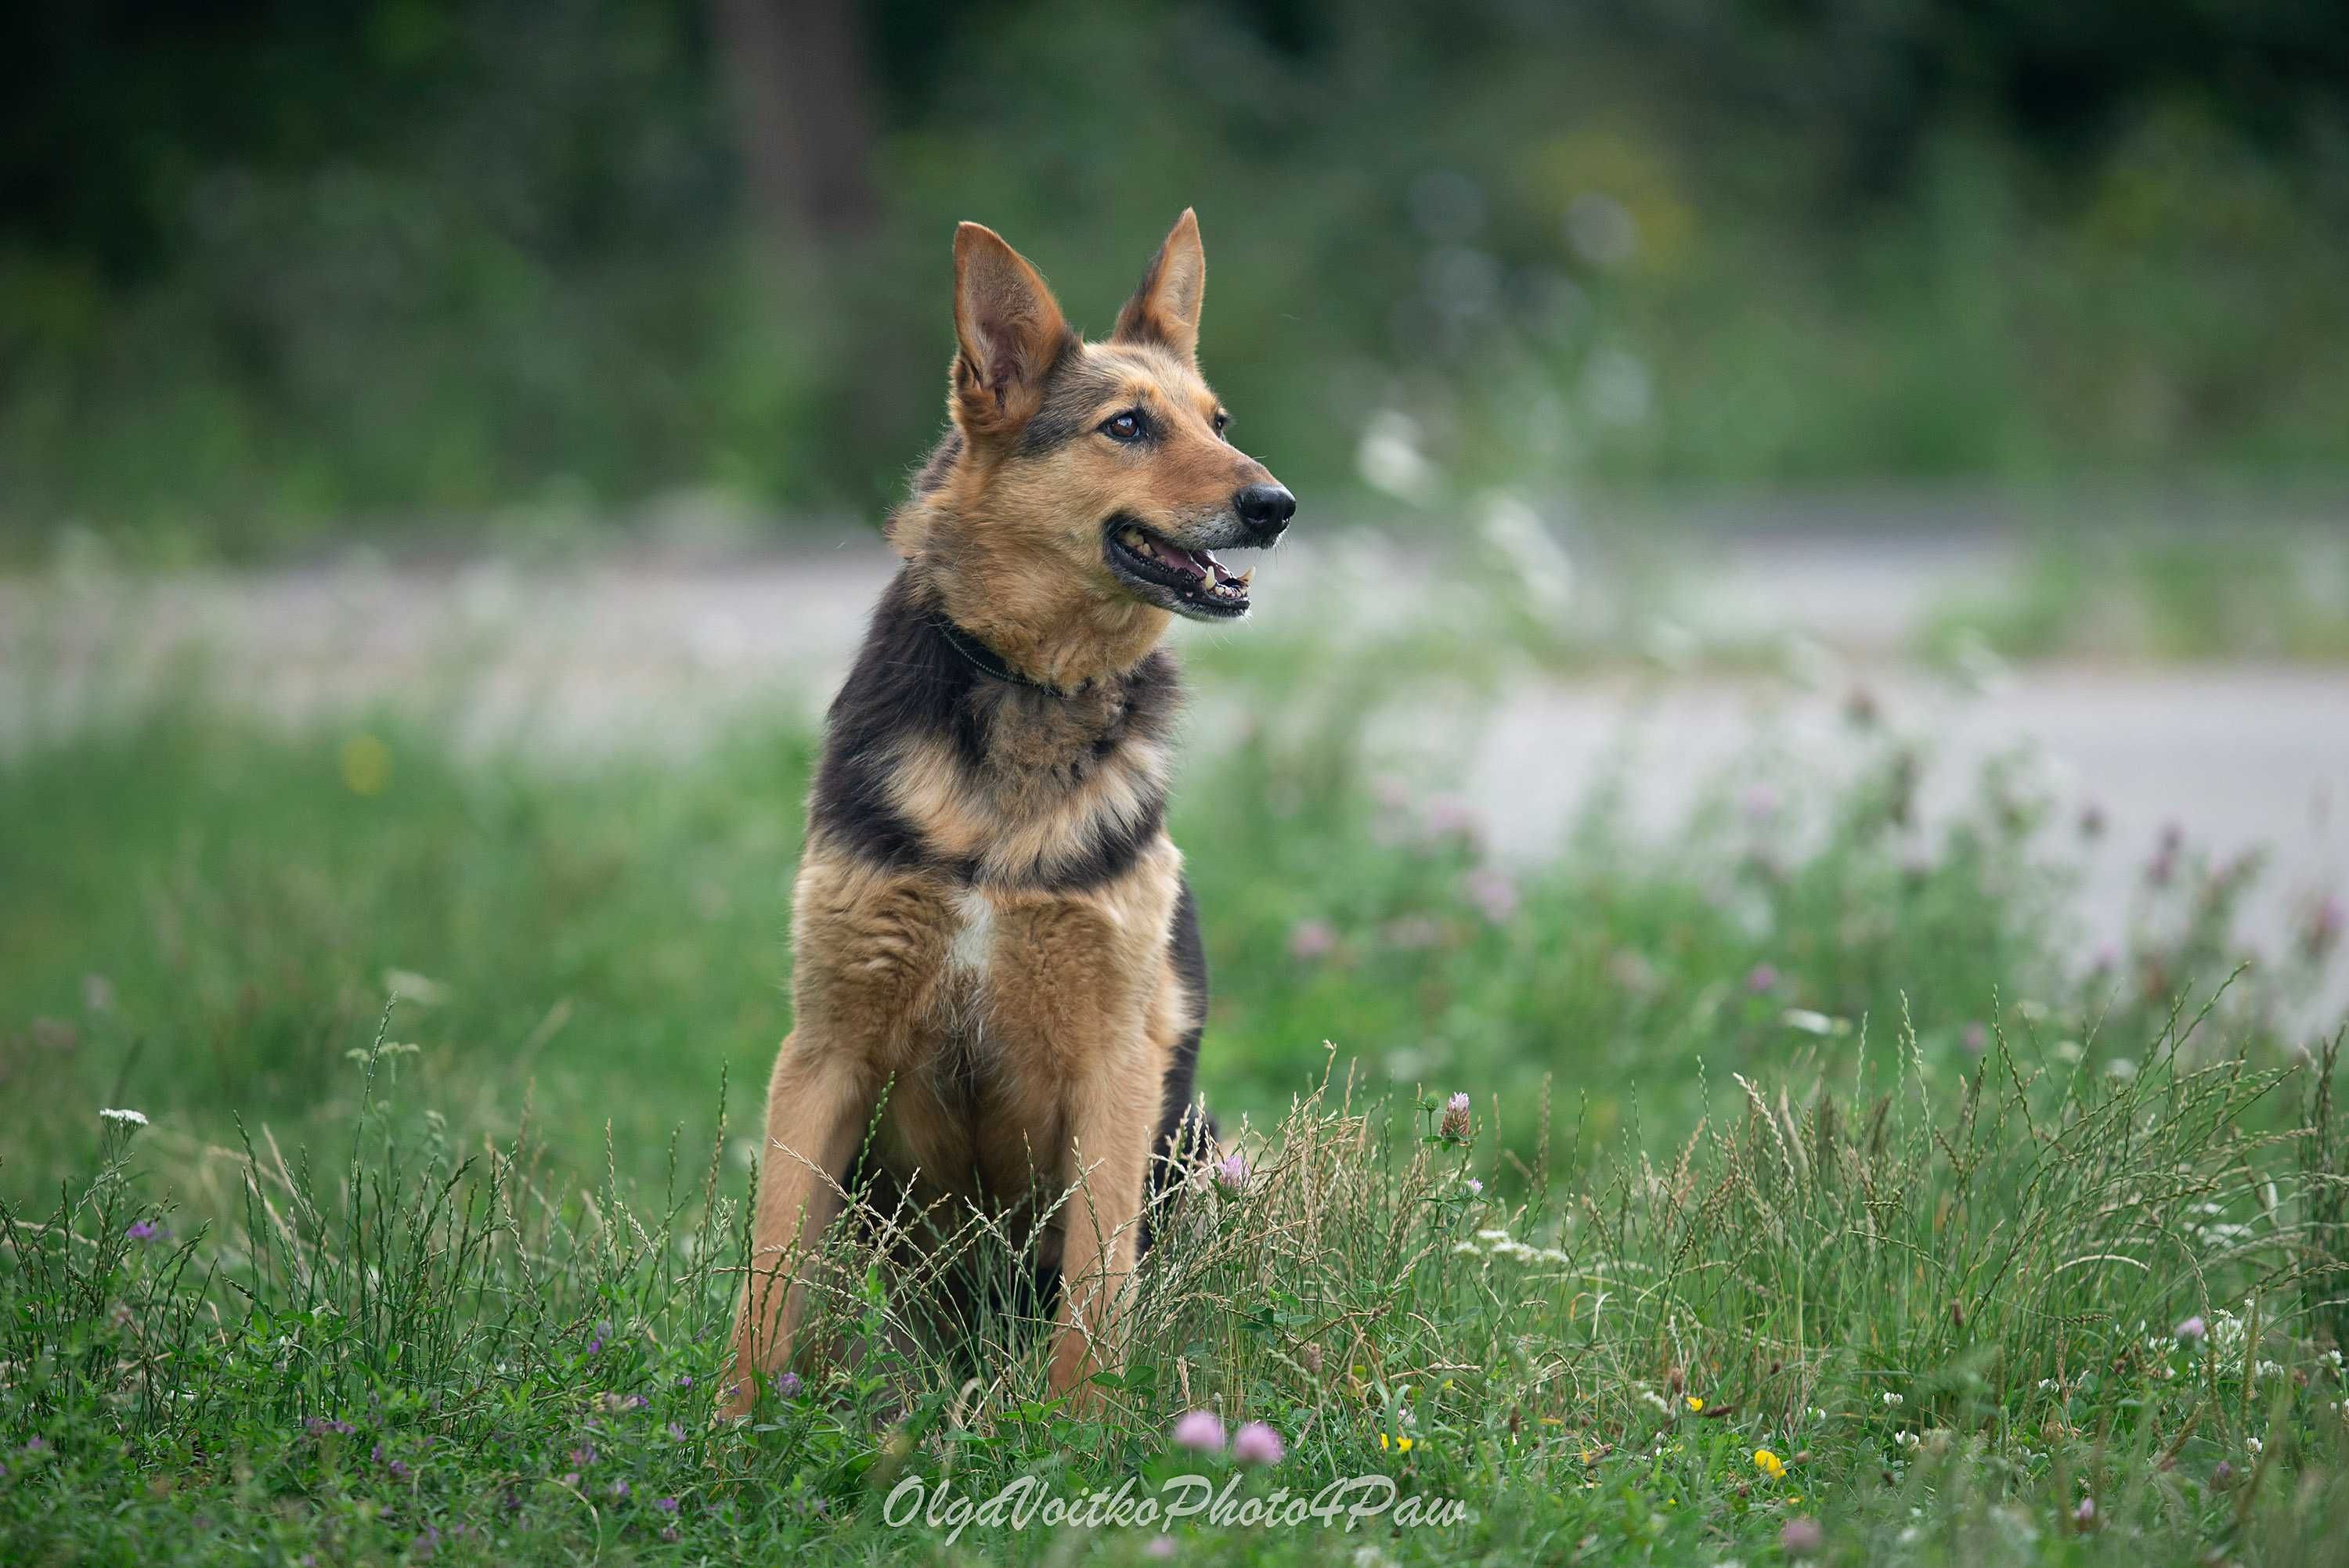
[1234,483,1295,538]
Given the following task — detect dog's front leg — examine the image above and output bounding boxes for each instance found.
[724,1031,874,1417]
[1046,1069,1155,1409]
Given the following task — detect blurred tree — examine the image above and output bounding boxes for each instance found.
[712,0,877,243]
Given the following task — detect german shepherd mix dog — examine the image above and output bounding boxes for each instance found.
[726,211,1294,1416]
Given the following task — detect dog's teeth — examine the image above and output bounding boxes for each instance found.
[1237,568,1254,587]
[1122,528,1145,548]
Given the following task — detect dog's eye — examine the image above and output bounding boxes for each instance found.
[1211,411,1231,439]
[1099,410,1144,442]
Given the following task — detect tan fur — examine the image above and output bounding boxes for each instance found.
[728,211,1276,1418]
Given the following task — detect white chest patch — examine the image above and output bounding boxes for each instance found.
[946,886,996,979]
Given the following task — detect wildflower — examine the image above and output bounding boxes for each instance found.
[2246,1436,2263,1457]
[1753,1448,1787,1480]
[2211,1461,2235,1489]
[2174,1315,2207,1344]
[1439,1093,1472,1142]
[1232,1422,1285,1465]
[2072,1497,2097,1531]
[1895,1431,1920,1450]
[1420,793,1481,843]
[125,1220,160,1243]
[666,1422,689,1442]
[1463,1177,1483,1196]
[2309,896,2347,959]
[1780,1516,1823,1558]
[340,734,392,796]
[1745,963,1778,994]
[1171,1411,1225,1453]
[1881,1392,1903,1408]
[98,1107,149,1128]
[677,1374,693,1388]
[1686,1396,1704,1412]
[772,1371,802,1399]
[1640,1390,1673,1415]
[1214,1150,1251,1192]
[568,1446,597,1469]
[1287,920,1337,961]
[1463,866,1519,924]
[1377,1432,1415,1454]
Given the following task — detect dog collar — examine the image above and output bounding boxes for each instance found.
[932,616,1065,696]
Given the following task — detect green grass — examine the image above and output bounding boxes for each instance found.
[4,683,2347,1564]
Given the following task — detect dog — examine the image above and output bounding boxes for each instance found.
[725,210,1294,1415]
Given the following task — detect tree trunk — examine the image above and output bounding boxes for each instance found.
[712,0,879,245]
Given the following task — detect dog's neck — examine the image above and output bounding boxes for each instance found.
[911,555,1170,694]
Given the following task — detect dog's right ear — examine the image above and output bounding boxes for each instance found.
[951,223,1073,438]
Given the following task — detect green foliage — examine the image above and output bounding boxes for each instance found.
[8,2,2349,553]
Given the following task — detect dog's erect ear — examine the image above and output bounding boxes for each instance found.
[1112,208,1205,360]
[953,222,1073,436]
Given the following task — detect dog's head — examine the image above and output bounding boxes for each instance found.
[899,211,1294,639]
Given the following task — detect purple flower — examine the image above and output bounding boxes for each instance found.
[1287,920,1337,961]
[1171,1410,1226,1452]
[1214,1150,1250,1193]
[1439,1093,1472,1142]
[568,1445,597,1469]
[2072,1496,2097,1530]
[304,1416,355,1439]
[667,1422,690,1443]
[2306,896,2345,959]
[1463,1177,1484,1196]
[772,1371,802,1399]
[1463,866,1519,925]
[655,1497,680,1514]
[125,1220,161,1243]
[1745,962,1779,994]
[677,1374,693,1389]
[2175,1315,2207,1344]
[610,1480,630,1499]
[1232,1422,1285,1465]
[411,1525,439,1558]
[1420,793,1481,844]
[1780,1516,1823,1557]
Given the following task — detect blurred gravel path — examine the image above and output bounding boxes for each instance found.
[6,538,2344,1015]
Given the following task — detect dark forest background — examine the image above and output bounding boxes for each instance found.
[6,0,2348,557]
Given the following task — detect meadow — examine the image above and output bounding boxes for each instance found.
[4,668,2347,1565]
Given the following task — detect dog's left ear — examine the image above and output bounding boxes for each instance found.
[1113,208,1206,360]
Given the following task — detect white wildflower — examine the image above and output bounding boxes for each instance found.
[99,1107,150,1127]
[1882,1392,1904,1408]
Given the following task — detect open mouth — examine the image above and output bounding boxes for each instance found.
[1102,517,1253,620]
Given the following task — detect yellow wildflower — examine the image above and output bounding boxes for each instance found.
[340,734,392,796]
[1687,1396,1705,1412]
[1753,1447,1787,1480]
